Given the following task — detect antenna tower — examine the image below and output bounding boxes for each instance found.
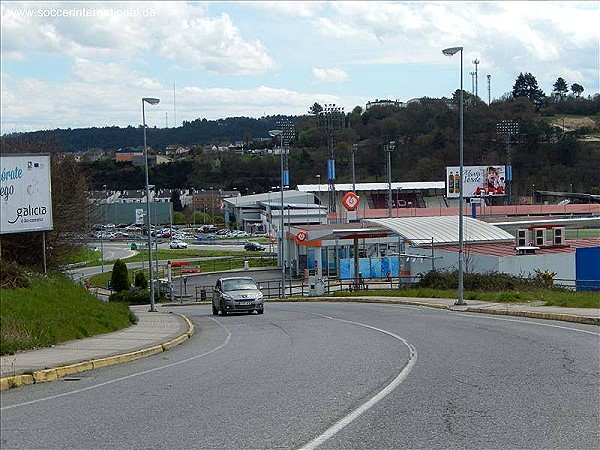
[473,59,480,97]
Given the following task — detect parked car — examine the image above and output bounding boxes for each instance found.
[169,240,188,249]
[212,276,264,315]
[244,241,266,251]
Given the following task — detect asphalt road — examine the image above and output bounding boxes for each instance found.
[1,302,598,449]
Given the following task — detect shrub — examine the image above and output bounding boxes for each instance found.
[134,271,148,289]
[0,259,32,289]
[109,287,165,305]
[418,269,544,292]
[111,259,130,292]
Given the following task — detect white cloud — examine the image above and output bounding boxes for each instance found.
[154,12,276,75]
[312,67,349,83]
[1,1,275,75]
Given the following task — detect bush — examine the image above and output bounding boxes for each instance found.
[418,269,544,292]
[109,287,165,305]
[0,259,32,289]
[134,271,148,289]
[111,259,130,292]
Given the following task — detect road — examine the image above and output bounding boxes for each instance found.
[1,302,598,449]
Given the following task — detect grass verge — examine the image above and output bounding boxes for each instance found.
[1,272,137,355]
[332,287,600,308]
[89,255,276,289]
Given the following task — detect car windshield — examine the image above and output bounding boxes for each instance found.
[222,279,257,291]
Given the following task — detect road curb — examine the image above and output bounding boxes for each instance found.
[0,313,194,391]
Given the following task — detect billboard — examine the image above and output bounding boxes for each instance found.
[1,154,53,234]
[446,165,506,198]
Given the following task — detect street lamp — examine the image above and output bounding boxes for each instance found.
[269,129,285,298]
[442,46,466,305]
[384,141,395,218]
[350,144,358,192]
[142,96,160,312]
[316,174,322,224]
[101,184,107,273]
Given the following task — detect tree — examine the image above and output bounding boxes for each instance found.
[571,83,584,97]
[170,189,183,211]
[172,211,186,224]
[134,271,148,289]
[111,259,130,292]
[512,72,545,108]
[308,102,323,115]
[552,77,569,100]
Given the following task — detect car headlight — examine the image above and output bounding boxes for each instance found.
[222,294,233,301]
[256,292,263,301]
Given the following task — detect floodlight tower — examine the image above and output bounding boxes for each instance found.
[317,104,345,213]
[496,120,520,204]
[276,118,295,189]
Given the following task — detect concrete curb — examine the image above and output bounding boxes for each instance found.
[0,313,194,391]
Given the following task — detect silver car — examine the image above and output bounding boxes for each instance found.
[212,276,264,315]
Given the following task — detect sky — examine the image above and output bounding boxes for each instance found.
[1,1,599,134]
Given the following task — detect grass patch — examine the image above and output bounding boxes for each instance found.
[1,272,137,355]
[83,247,271,267]
[331,286,599,308]
[88,255,277,290]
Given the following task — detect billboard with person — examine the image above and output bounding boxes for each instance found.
[446,165,506,198]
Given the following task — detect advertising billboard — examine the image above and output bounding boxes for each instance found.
[1,154,53,234]
[446,165,506,198]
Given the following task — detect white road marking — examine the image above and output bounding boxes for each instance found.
[298,311,417,450]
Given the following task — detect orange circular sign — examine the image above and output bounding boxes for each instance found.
[342,192,360,211]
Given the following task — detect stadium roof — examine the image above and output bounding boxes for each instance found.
[298,181,445,192]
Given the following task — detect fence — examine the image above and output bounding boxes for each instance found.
[185,276,422,302]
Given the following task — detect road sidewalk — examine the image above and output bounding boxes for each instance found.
[0,306,193,390]
[1,298,597,390]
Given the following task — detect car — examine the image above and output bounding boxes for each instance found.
[244,241,266,251]
[169,240,188,249]
[212,276,264,315]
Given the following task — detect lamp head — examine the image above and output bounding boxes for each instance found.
[442,46,463,56]
[142,97,160,105]
[268,129,283,137]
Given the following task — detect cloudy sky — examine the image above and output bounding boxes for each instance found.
[1,1,598,134]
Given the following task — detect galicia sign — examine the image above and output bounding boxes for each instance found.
[1,154,53,234]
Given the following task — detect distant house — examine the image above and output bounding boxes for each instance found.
[82,147,104,162]
[132,154,170,166]
[115,148,144,162]
[166,145,192,157]
[366,99,405,110]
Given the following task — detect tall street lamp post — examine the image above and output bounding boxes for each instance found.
[442,46,466,306]
[385,141,395,218]
[142,97,160,312]
[316,174,322,224]
[269,129,285,298]
[350,144,358,192]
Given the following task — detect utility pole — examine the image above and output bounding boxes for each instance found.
[487,74,491,105]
